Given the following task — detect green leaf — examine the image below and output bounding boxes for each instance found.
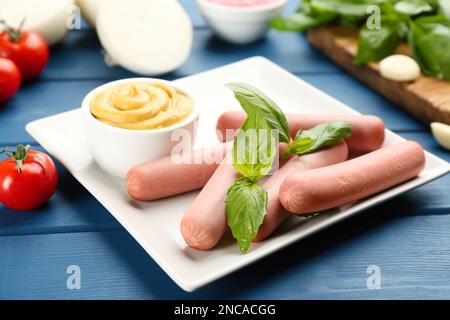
[281,121,352,159]
[312,0,387,18]
[354,16,405,64]
[339,14,366,27]
[232,124,277,180]
[270,0,389,31]
[269,10,336,31]
[226,83,290,143]
[408,15,450,80]
[395,0,434,16]
[225,177,268,253]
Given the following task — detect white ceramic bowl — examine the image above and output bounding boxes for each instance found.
[196,0,286,44]
[81,78,200,178]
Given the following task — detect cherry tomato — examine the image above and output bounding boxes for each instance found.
[0,145,58,211]
[0,21,49,80]
[0,57,21,103]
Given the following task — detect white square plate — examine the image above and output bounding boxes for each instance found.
[26,57,450,292]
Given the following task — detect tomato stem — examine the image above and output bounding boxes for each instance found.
[0,144,30,173]
[0,18,25,42]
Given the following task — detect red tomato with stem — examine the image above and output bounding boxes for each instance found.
[0,57,21,103]
[0,20,49,80]
[0,145,58,210]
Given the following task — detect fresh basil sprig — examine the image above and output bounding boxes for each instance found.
[225,83,352,253]
[408,15,450,80]
[225,83,285,253]
[281,121,352,159]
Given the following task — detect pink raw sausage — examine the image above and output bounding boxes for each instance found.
[216,110,385,152]
[279,141,426,214]
[254,141,348,242]
[126,142,230,201]
[180,150,238,250]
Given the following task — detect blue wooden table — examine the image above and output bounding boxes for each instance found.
[1,0,450,300]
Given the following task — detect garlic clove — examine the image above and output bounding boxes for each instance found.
[379,54,421,82]
[431,122,450,151]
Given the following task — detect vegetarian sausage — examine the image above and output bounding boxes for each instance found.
[126,142,231,201]
[216,110,385,152]
[279,141,425,214]
[254,141,348,242]
[180,150,238,250]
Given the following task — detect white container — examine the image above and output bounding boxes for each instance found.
[81,78,200,178]
[196,0,286,44]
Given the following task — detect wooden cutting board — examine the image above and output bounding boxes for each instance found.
[307,26,450,125]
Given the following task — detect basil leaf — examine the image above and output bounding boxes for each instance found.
[312,0,386,18]
[354,16,405,64]
[269,10,336,31]
[226,83,290,143]
[232,124,277,180]
[225,177,267,253]
[408,15,450,80]
[281,121,352,159]
[395,0,434,16]
[339,14,366,27]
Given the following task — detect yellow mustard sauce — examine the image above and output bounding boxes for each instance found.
[90,82,194,130]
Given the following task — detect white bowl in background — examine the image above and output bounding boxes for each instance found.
[81,78,200,178]
[196,0,287,45]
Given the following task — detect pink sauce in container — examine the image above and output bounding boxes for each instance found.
[197,0,286,44]
[208,0,280,7]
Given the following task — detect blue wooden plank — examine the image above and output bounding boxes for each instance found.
[41,29,339,81]
[0,80,104,145]
[2,208,450,299]
[179,0,207,27]
[0,132,448,238]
